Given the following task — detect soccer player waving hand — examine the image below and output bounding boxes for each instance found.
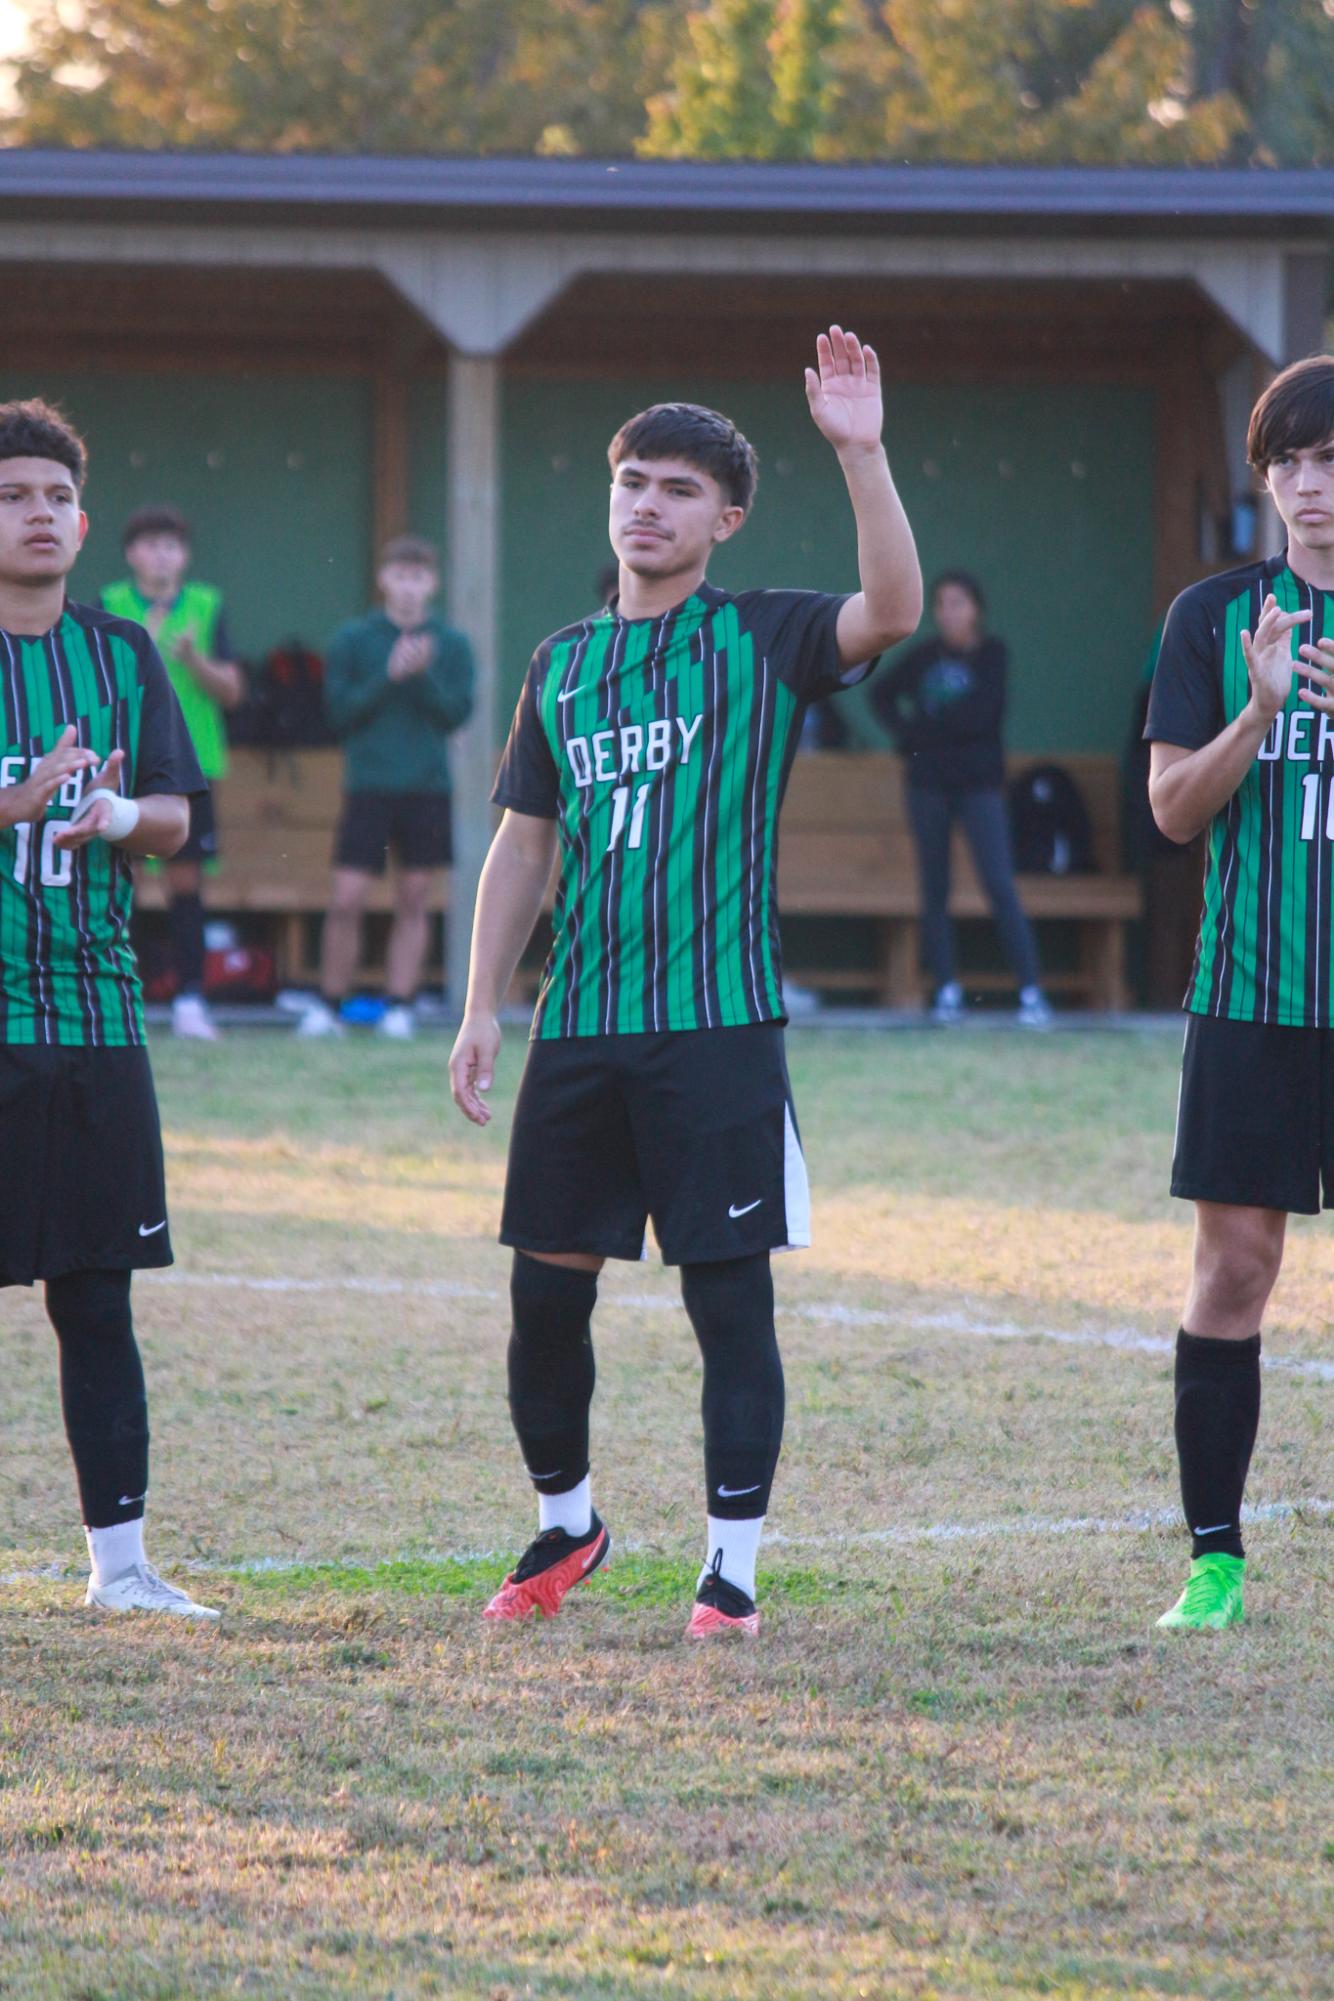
[450,328,922,1636]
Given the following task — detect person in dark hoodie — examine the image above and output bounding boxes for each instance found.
[873,570,1049,1024]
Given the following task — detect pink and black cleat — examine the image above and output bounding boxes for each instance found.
[482,1515,611,1621]
[686,1554,760,1639]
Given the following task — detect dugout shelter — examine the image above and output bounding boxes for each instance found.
[1,153,1331,1003]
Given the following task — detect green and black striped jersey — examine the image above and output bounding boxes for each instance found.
[1145,552,1334,1026]
[0,600,204,1047]
[493,583,869,1039]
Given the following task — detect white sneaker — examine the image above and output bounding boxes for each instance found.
[1017,986,1054,1028]
[782,978,821,1017]
[377,1003,416,1040]
[296,998,344,1038]
[85,1562,220,1621]
[171,993,220,1041]
[930,981,966,1024]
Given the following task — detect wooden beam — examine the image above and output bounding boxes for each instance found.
[1152,330,1202,616]
[371,365,410,569]
[444,354,502,1010]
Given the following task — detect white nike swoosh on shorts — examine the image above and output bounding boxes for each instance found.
[138,1220,168,1237]
[728,1199,762,1219]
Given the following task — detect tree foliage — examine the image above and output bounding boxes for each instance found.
[7,0,1331,163]
[8,0,676,155]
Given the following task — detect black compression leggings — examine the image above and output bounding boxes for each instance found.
[506,1249,784,1519]
[45,1269,149,1529]
[507,1253,598,1496]
[681,1254,785,1520]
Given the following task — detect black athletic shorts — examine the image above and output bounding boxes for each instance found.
[176,785,218,866]
[1172,1012,1334,1215]
[500,1023,810,1265]
[334,791,452,875]
[0,1046,173,1286]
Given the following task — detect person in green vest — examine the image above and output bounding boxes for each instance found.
[298,534,474,1040]
[103,507,244,1040]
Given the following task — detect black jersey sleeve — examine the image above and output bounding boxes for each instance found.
[492,650,560,819]
[738,589,872,702]
[1144,586,1223,751]
[133,635,208,798]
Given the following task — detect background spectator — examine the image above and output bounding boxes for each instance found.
[299,535,474,1040]
[102,506,244,1040]
[873,571,1050,1025]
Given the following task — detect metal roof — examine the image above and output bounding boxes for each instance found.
[2,149,1333,235]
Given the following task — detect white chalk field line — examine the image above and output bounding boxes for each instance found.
[5,1495,1330,1590]
[11,1267,1310,1589]
[146,1270,1334,1384]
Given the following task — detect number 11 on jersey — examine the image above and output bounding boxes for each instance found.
[608,781,651,854]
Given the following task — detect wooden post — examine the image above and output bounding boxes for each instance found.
[445,354,501,1012]
[372,367,410,565]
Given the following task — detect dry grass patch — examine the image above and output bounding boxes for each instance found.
[1,1026,1330,1998]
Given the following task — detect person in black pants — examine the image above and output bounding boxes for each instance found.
[873,571,1050,1024]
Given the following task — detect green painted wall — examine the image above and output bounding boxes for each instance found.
[0,370,374,660]
[4,366,1154,757]
[498,376,1155,755]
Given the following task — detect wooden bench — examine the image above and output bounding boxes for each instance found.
[778,752,1141,1009]
[133,747,1141,1008]
[131,749,439,988]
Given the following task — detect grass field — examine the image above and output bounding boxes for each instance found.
[1,1024,1331,2000]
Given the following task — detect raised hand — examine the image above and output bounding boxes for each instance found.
[805,326,884,457]
[1241,595,1311,722]
[1297,635,1334,716]
[3,725,98,829]
[388,632,435,682]
[53,747,127,852]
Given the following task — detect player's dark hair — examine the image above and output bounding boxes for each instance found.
[608,403,759,514]
[379,533,438,570]
[1247,356,1334,472]
[931,569,986,613]
[0,398,87,488]
[122,505,191,551]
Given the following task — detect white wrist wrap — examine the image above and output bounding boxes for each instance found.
[82,788,141,843]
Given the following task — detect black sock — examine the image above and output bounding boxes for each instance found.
[681,1254,785,1519]
[168,890,206,996]
[1174,1328,1261,1560]
[507,1254,598,1496]
[46,1270,149,1529]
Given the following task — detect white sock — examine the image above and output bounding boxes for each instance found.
[538,1476,592,1539]
[699,1515,764,1602]
[86,1517,146,1588]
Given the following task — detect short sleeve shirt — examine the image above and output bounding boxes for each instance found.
[1145,552,1334,1025]
[493,583,868,1038]
[0,600,205,1047]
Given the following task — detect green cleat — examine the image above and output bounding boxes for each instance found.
[1156,1552,1245,1631]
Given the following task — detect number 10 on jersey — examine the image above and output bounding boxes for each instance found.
[1300,773,1334,844]
[13,820,74,888]
[608,781,651,854]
